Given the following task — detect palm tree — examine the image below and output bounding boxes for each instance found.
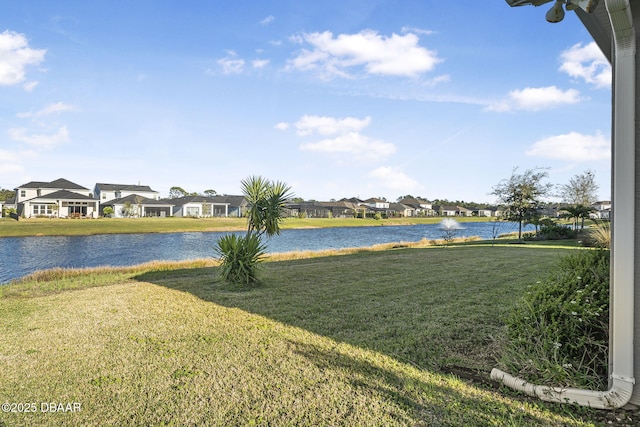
[215,176,292,285]
[561,204,594,230]
[241,176,292,238]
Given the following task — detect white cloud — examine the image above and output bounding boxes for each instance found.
[16,102,75,119]
[486,86,582,112]
[252,59,269,69]
[294,115,371,136]
[301,132,396,162]
[368,166,420,192]
[287,30,441,79]
[526,131,610,162]
[400,26,435,36]
[291,114,395,162]
[274,122,290,130]
[260,15,275,26]
[23,81,38,91]
[423,74,450,87]
[559,42,611,88]
[216,52,245,74]
[0,30,46,86]
[8,126,70,148]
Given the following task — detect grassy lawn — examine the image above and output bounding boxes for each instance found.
[0,216,489,237]
[0,245,618,426]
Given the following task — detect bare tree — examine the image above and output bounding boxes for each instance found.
[558,170,599,206]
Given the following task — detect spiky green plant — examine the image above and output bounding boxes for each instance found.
[215,176,292,285]
[214,233,266,285]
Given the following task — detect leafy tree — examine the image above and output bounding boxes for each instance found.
[203,189,217,197]
[215,176,292,285]
[559,170,599,206]
[169,186,188,199]
[561,204,595,230]
[491,168,553,241]
[0,188,15,201]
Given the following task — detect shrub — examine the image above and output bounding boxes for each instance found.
[499,250,609,390]
[214,234,266,285]
[582,222,610,249]
[214,176,291,286]
[537,222,577,240]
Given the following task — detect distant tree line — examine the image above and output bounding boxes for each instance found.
[0,188,15,201]
[168,186,217,199]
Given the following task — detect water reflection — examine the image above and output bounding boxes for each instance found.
[0,221,527,284]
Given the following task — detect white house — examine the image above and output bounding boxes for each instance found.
[591,200,612,220]
[363,197,390,209]
[14,178,99,218]
[397,197,434,216]
[170,196,230,217]
[94,183,160,204]
[102,194,174,218]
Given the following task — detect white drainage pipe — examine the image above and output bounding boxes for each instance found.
[492,0,636,409]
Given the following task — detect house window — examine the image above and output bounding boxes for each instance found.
[32,204,54,216]
[68,202,88,217]
[186,206,199,216]
[20,190,26,197]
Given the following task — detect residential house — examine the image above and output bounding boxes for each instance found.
[169,195,231,217]
[94,183,160,204]
[14,178,99,218]
[591,201,611,220]
[285,201,333,218]
[397,197,434,216]
[102,194,174,218]
[434,205,473,217]
[216,195,249,217]
[363,197,390,210]
[389,202,414,217]
[473,208,494,217]
[1,197,16,218]
[319,200,359,218]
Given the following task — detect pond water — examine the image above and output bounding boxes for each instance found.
[0,221,532,284]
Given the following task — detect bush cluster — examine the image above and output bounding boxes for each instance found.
[499,250,609,390]
[215,233,266,285]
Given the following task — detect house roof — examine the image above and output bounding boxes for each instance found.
[318,201,359,210]
[28,190,97,201]
[17,178,89,191]
[435,205,472,212]
[105,194,173,206]
[364,197,387,203]
[165,195,232,206]
[398,197,431,208]
[95,183,157,193]
[340,197,364,204]
[389,202,413,211]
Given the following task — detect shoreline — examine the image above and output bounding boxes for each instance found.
[0,216,494,238]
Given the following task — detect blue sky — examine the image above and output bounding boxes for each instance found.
[0,1,612,203]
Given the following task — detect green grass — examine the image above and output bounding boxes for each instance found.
[0,216,489,237]
[0,245,615,426]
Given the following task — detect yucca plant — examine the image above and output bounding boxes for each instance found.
[214,233,266,285]
[215,176,292,285]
